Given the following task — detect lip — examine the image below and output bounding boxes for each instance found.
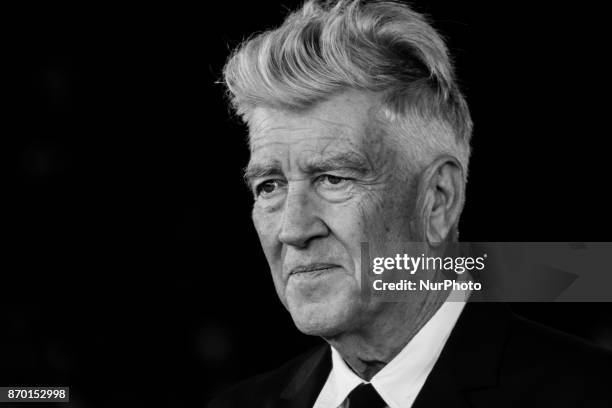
[289,263,339,276]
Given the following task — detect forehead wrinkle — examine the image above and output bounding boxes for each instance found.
[249,132,357,155]
[248,111,363,147]
[249,125,313,144]
[251,109,363,133]
[247,99,381,179]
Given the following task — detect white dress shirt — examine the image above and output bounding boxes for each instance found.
[313,299,467,408]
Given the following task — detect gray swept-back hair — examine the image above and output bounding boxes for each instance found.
[223,0,473,175]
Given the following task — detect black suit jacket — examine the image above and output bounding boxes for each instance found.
[208,303,612,407]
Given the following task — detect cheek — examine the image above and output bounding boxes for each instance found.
[351,190,388,239]
[326,200,367,237]
[253,206,289,303]
[253,206,279,246]
[335,187,415,265]
[368,180,416,239]
[252,205,285,276]
[324,201,369,278]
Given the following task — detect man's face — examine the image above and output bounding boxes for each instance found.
[246,91,418,337]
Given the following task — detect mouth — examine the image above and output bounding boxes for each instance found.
[289,263,339,276]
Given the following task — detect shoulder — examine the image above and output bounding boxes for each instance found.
[502,312,612,404]
[207,345,328,408]
[506,312,612,373]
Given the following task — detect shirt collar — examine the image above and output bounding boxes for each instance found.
[319,299,467,408]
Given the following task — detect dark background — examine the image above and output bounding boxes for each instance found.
[3,1,611,407]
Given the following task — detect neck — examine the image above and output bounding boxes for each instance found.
[324,287,451,381]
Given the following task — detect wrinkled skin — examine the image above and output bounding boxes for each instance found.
[245,90,459,379]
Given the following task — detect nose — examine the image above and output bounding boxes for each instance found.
[278,182,328,248]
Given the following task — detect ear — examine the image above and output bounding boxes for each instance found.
[414,155,466,246]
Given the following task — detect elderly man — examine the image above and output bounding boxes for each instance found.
[209,1,612,407]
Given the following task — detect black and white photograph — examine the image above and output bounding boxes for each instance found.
[3,1,612,407]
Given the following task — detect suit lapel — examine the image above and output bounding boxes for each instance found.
[278,345,331,408]
[412,302,513,408]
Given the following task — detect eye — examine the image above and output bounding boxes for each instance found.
[255,179,284,197]
[322,175,344,185]
[317,174,351,187]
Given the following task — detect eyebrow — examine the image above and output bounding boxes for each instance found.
[243,160,283,187]
[301,152,371,175]
[243,152,371,187]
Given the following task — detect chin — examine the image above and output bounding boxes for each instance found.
[287,296,361,337]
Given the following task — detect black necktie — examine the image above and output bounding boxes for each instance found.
[347,383,387,408]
